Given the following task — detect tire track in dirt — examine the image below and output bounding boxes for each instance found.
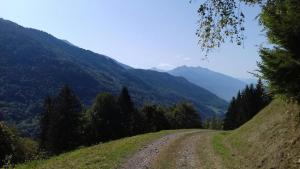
[119,130,197,169]
[195,131,224,169]
[175,132,202,169]
[153,130,224,169]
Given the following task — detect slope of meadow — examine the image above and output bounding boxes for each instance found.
[214,99,300,169]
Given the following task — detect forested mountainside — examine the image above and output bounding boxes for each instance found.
[0,18,227,135]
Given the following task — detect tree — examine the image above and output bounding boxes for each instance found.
[118,87,135,136]
[0,122,38,167]
[258,0,300,101]
[88,92,122,143]
[39,85,83,154]
[194,0,274,53]
[166,102,202,129]
[204,114,223,130]
[195,0,300,101]
[39,96,52,150]
[0,122,16,166]
[140,104,170,132]
[223,97,237,130]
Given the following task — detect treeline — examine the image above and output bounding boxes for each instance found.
[202,115,223,130]
[40,86,202,155]
[223,79,272,130]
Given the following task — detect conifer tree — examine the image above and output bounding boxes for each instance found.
[118,87,135,136]
[39,85,83,154]
[223,97,237,130]
[39,96,52,150]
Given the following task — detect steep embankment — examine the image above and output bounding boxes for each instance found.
[214,99,300,169]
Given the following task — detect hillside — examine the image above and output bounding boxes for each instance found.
[16,99,300,169]
[169,66,247,101]
[0,19,227,135]
[214,99,300,169]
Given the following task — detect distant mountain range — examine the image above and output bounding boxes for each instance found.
[238,78,258,85]
[168,66,249,101]
[0,18,227,135]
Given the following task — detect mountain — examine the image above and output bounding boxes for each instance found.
[168,66,247,101]
[0,19,227,135]
[150,67,166,72]
[238,78,258,85]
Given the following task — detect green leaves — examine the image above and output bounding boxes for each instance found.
[258,0,300,101]
[195,0,249,53]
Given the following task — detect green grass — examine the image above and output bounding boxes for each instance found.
[212,132,231,161]
[17,130,184,169]
[212,131,245,169]
[213,99,300,169]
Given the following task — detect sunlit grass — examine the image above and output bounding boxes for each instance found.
[17,130,185,169]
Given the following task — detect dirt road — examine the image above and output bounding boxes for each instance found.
[119,130,224,169]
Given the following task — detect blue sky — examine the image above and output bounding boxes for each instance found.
[0,0,267,78]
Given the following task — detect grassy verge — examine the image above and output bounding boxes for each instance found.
[17,130,184,169]
[212,132,230,160]
[212,132,242,169]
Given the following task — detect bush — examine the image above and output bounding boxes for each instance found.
[0,122,38,167]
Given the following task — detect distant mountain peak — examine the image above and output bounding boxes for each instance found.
[169,65,247,101]
[150,67,166,72]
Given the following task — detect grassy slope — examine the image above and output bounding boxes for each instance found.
[17,130,188,169]
[213,99,300,169]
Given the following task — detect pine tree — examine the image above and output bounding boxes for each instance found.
[118,87,135,136]
[39,85,83,154]
[258,0,300,101]
[39,96,52,150]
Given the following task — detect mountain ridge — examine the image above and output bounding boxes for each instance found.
[168,66,247,101]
